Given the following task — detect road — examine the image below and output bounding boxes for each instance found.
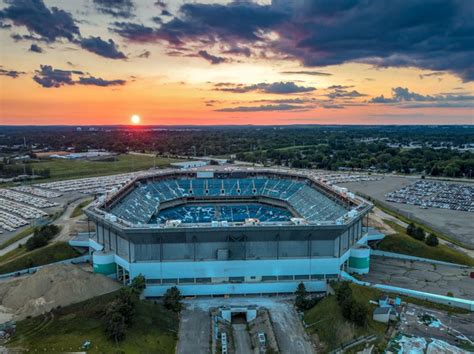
[177,303,210,354]
[233,323,252,354]
[182,296,315,354]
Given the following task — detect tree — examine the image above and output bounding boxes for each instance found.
[295,282,308,310]
[130,274,146,296]
[105,310,127,343]
[412,226,426,241]
[336,282,352,303]
[349,302,369,326]
[163,286,182,312]
[425,234,439,247]
[406,223,416,237]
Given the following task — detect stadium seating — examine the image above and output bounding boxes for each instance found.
[110,177,348,224]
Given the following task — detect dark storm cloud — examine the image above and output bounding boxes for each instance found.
[77,76,126,86]
[1,0,128,60]
[370,87,474,107]
[112,2,288,46]
[79,36,127,59]
[281,70,332,76]
[32,65,126,88]
[0,67,26,78]
[198,50,227,65]
[215,82,315,94]
[0,0,80,42]
[124,0,473,81]
[216,104,306,112]
[29,43,43,53]
[111,22,157,42]
[92,0,134,18]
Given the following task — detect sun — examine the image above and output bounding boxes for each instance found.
[131,114,141,124]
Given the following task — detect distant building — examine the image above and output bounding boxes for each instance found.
[170,160,209,169]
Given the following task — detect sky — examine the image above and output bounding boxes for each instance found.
[0,0,473,126]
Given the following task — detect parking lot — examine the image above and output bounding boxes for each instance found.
[386,180,473,212]
[339,176,474,248]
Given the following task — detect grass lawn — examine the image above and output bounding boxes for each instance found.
[304,283,387,352]
[28,154,179,183]
[0,226,35,250]
[71,198,93,218]
[8,292,178,353]
[0,242,81,274]
[376,220,474,266]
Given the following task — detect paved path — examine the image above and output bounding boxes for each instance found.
[233,323,252,354]
[177,304,210,354]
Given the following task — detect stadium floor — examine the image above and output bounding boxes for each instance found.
[152,203,293,224]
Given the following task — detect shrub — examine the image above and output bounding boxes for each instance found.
[425,234,439,247]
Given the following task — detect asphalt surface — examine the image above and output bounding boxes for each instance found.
[176,304,211,354]
[233,323,252,354]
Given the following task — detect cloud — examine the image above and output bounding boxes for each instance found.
[32,65,126,88]
[77,76,126,87]
[29,43,43,53]
[138,50,151,58]
[92,0,134,18]
[327,88,366,99]
[215,81,315,94]
[198,50,227,64]
[33,65,77,88]
[216,104,306,112]
[281,70,332,76]
[161,10,172,16]
[112,2,288,46]
[0,67,26,78]
[370,87,474,107]
[134,0,474,82]
[79,36,126,59]
[0,0,80,42]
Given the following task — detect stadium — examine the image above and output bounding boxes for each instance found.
[84,168,374,297]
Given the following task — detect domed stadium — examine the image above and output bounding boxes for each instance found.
[84,168,373,297]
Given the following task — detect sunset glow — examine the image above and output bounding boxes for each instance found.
[0,0,472,125]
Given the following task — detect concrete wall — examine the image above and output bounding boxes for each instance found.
[143,280,327,297]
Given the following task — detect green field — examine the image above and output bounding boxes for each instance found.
[28,154,179,183]
[376,220,474,266]
[8,292,178,353]
[0,242,81,274]
[304,283,387,352]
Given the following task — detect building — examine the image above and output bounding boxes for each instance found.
[84,168,373,297]
[170,160,209,169]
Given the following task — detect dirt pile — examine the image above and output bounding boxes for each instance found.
[0,264,121,320]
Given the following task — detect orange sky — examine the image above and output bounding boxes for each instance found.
[0,0,473,126]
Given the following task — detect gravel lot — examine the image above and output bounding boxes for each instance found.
[339,176,474,248]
